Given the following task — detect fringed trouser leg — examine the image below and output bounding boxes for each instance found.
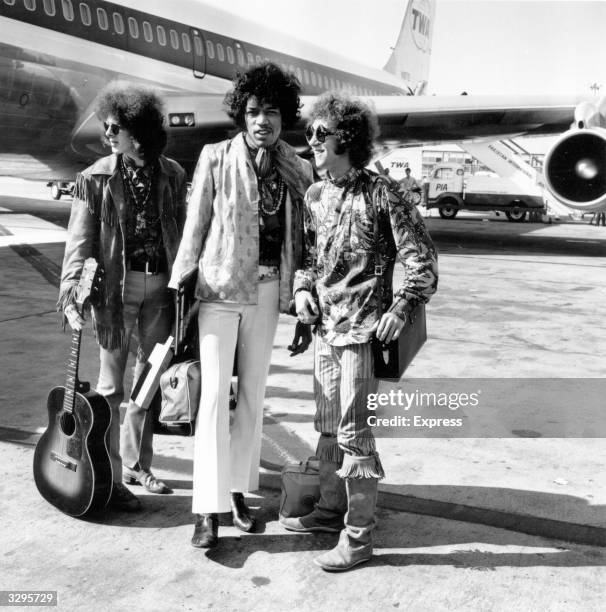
[313,336,384,480]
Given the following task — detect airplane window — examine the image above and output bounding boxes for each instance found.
[255,54,262,64]
[143,21,153,43]
[289,65,295,75]
[112,12,124,34]
[193,36,203,56]
[169,29,179,50]
[330,78,335,90]
[96,7,108,30]
[323,75,329,89]
[296,67,302,82]
[43,0,56,16]
[79,3,91,26]
[216,43,224,62]
[226,46,234,64]
[236,48,245,66]
[61,0,73,20]
[128,16,138,39]
[24,0,35,10]
[206,40,215,59]
[310,72,316,87]
[247,52,254,65]
[157,25,166,46]
[181,32,191,53]
[303,69,309,85]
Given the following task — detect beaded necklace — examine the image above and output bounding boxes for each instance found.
[259,173,287,216]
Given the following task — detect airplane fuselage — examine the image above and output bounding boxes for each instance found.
[0,0,417,177]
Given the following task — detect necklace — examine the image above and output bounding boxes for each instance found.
[259,173,286,216]
[120,156,154,210]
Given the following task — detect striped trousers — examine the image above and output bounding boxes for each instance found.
[313,335,385,479]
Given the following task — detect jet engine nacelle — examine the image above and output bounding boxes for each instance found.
[544,127,606,213]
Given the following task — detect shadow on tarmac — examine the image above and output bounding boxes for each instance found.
[6,424,605,550]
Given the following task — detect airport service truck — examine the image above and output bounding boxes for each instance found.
[424,163,545,222]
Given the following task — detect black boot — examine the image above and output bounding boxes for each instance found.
[230,492,256,533]
[191,513,218,548]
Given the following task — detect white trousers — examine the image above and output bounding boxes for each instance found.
[192,280,279,513]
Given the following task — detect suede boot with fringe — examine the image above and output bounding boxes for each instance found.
[314,477,378,571]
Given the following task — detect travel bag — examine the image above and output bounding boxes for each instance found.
[279,458,320,519]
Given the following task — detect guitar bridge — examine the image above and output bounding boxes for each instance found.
[50,451,77,472]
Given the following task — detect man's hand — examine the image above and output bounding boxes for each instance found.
[375,312,405,343]
[294,290,319,325]
[64,304,85,331]
[288,321,312,356]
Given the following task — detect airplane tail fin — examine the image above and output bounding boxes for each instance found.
[383,0,436,93]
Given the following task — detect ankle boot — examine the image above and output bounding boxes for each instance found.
[314,477,378,571]
[230,492,256,533]
[191,513,218,548]
[280,460,347,533]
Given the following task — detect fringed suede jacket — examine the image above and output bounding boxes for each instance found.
[58,153,187,350]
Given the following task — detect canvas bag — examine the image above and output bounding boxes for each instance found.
[279,458,320,519]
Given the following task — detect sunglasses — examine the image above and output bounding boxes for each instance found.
[305,124,337,143]
[103,122,123,136]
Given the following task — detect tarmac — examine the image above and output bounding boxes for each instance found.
[1,179,605,611]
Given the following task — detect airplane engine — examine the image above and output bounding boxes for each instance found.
[544,127,606,212]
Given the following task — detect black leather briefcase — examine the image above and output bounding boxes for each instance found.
[372,303,427,379]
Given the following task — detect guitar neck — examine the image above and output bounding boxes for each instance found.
[63,328,82,414]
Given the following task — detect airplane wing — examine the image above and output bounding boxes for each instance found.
[363,93,584,144]
[2,91,585,181]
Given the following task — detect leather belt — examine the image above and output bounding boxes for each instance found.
[127,260,167,275]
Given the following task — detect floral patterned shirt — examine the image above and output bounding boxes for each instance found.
[293,167,438,346]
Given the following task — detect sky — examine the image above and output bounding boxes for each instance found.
[199,0,606,97]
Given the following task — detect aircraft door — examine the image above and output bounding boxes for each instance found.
[191,29,206,78]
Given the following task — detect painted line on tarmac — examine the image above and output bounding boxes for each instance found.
[0,310,56,323]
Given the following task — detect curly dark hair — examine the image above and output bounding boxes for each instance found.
[94,81,167,161]
[224,62,302,130]
[308,93,379,168]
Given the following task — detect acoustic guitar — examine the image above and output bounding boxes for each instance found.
[33,259,113,516]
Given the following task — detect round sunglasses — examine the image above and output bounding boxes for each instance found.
[103,122,123,136]
[305,124,337,143]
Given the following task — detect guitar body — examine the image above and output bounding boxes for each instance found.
[33,386,113,517]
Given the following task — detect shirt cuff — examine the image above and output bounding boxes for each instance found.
[387,297,415,321]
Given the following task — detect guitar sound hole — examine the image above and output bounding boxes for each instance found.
[60,412,76,436]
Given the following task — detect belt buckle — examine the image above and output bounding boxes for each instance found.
[374,264,384,276]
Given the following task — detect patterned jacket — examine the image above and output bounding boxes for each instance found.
[293,168,438,346]
[170,133,313,312]
[58,154,187,349]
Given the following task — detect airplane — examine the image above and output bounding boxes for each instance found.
[0,0,603,213]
